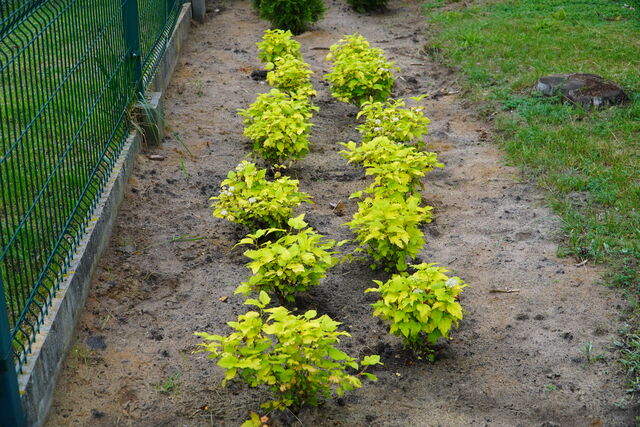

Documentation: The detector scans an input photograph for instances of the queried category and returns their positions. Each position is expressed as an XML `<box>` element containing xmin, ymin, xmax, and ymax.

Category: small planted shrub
<box><xmin>211</xmin><ymin>161</ymin><xmax>311</xmax><ymax>229</ymax></box>
<box><xmin>357</xmin><ymin>96</ymin><xmax>430</xmax><ymax>148</ymax></box>
<box><xmin>238</xmin><ymin>89</ymin><xmax>318</xmax><ymax>164</ymax></box>
<box><xmin>235</xmin><ymin>215</ymin><xmax>341</xmax><ymax>302</ymax></box>
<box><xmin>341</xmin><ymin>136</ymin><xmax>442</xmax><ymax>196</ymax></box>
<box><xmin>257</xmin><ymin>29</ymin><xmax>302</xmax><ymax>64</ymax></box>
<box><xmin>347</xmin><ymin>0</ymin><xmax>388</xmax><ymax>13</ymax></box>
<box><xmin>324</xmin><ymin>34</ymin><xmax>399</xmax><ymax>106</ymax></box>
<box><xmin>258</xmin><ymin>0</ymin><xmax>326</xmax><ymax>35</ymax></box>
<box><xmin>195</xmin><ymin>292</ymin><xmax>381</xmax><ymax>415</ymax></box>
<box><xmin>365</xmin><ymin>263</ymin><xmax>467</xmax><ymax>359</ymax></box>
<box><xmin>344</xmin><ymin>193</ymin><xmax>432</xmax><ymax>272</ymax></box>
<box><xmin>266</xmin><ymin>54</ymin><xmax>316</xmax><ymax>98</ymax></box>
<box><xmin>326</xmin><ymin>33</ymin><xmax>372</xmax><ymax>62</ymax></box>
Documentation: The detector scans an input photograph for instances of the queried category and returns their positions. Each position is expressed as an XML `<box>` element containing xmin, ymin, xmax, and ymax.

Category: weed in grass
<box><xmin>616</xmin><ymin>331</ymin><xmax>640</xmax><ymax>393</ymax></box>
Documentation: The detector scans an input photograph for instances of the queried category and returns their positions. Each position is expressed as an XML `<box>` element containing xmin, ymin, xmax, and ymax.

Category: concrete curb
<box><xmin>18</xmin><ymin>4</ymin><xmax>193</xmax><ymax>426</ymax></box>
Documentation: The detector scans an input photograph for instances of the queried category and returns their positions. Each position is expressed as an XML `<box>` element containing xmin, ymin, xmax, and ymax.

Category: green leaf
<box><xmin>287</xmin><ymin>214</ymin><xmax>307</xmax><ymax>230</ymax></box>
<box><xmin>361</xmin><ymin>354</ymin><xmax>382</xmax><ymax>366</ymax></box>
<box><xmin>447</xmin><ymin>303</ymin><xmax>463</xmax><ymax>319</ymax></box>
<box><xmin>327</xmin><ymin>346</ymin><xmax>349</xmax><ymax>360</ymax></box>
<box><xmin>361</xmin><ymin>372</ymin><xmax>378</xmax><ymax>381</ymax></box>
<box><xmin>304</xmin><ymin>310</ymin><xmax>318</xmax><ymax>319</ymax></box>
<box><xmin>244</xmin><ymin>298</ymin><xmax>261</xmax><ymax>307</ymax></box>
<box><xmin>218</xmin><ymin>354</ymin><xmax>240</xmax><ymax>369</ymax></box>
<box><xmin>241</xmin><ymin>412</ymin><xmax>262</xmax><ymax>427</ymax></box>
<box><xmin>258</xmin><ymin>291</ymin><xmax>271</xmax><ymax>306</ymax></box>
<box><xmin>235</xmin><ymin>237</ymin><xmax>255</xmax><ymax>247</ymax></box>
<box><xmin>349</xmin><ymin>190</ymin><xmax>364</xmax><ymax>199</ymax></box>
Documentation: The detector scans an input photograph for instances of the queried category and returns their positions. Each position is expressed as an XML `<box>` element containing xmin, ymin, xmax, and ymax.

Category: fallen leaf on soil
<box><xmin>219</xmin><ymin>296</ymin><xmax>228</xmax><ymax>302</ymax></box>
<box><xmin>330</xmin><ymin>201</ymin><xmax>346</xmax><ymax>216</ymax></box>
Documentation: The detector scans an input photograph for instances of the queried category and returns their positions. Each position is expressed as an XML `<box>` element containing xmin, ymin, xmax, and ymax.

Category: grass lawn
<box><xmin>423</xmin><ymin>0</ymin><xmax>640</xmax><ymax>392</ymax></box>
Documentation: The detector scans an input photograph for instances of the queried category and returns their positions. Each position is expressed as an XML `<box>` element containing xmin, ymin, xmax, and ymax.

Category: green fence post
<box><xmin>122</xmin><ymin>0</ymin><xmax>144</xmax><ymax>96</ymax></box>
<box><xmin>0</xmin><ymin>279</ymin><xmax>25</xmax><ymax>427</ymax></box>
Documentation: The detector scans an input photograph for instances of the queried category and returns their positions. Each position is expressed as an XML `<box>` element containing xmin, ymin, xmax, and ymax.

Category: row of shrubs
<box><xmin>199</xmin><ymin>30</ymin><xmax>380</xmax><ymax>426</ymax></box>
<box><xmin>326</xmin><ymin>34</ymin><xmax>467</xmax><ymax>356</ymax></box>
<box><xmin>251</xmin><ymin>0</ymin><xmax>390</xmax><ymax>35</ymax></box>
<box><xmin>197</xmin><ymin>30</ymin><xmax>468</xmax><ymax>426</ymax></box>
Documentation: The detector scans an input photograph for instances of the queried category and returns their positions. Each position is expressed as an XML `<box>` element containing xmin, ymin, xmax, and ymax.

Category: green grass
<box><xmin>423</xmin><ymin>0</ymin><xmax>640</xmax><ymax>392</ymax></box>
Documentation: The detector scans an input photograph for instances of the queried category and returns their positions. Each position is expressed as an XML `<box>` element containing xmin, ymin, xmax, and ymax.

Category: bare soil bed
<box><xmin>48</xmin><ymin>0</ymin><xmax>636</xmax><ymax>425</ymax></box>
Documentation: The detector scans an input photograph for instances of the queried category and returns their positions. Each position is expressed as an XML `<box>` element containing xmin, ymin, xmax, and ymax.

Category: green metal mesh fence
<box><xmin>0</xmin><ymin>0</ymin><xmax>183</xmax><ymax>372</ymax></box>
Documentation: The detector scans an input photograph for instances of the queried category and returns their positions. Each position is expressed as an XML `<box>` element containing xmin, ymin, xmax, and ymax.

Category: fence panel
<box><xmin>0</xmin><ymin>0</ymin><xmax>182</xmax><ymax>376</ymax></box>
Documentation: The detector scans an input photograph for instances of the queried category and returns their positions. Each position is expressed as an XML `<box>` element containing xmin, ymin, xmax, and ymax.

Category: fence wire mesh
<box><xmin>0</xmin><ymin>0</ymin><xmax>182</xmax><ymax>372</ymax></box>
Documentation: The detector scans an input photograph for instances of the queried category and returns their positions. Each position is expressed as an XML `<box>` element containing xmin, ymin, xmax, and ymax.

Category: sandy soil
<box><xmin>48</xmin><ymin>0</ymin><xmax>637</xmax><ymax>425</ymax></box>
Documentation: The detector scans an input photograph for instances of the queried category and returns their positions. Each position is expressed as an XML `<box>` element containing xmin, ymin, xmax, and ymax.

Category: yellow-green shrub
<box><xmin>366</xmin><ymin>263</ymin><xmax>467</xmax><ymax>359</ymax></box>
<box><xmin>266</xmin><ymin>54</ymin><xmax>316</xmax><ymax>98</ymax></box>
<box><xmin>195</xmin><ymin>292</ymin><xmax>381</xmax><ymax>414</ymax></box>
<box><xmin>235</xmin><ymin>215</ymin><xmax>341</xmax><ymax>302</ymax></box>
<box><xmin>357</xmin><ymin>96</ymin><xmax>430</xmax><ymax>149</ymax></box>
<box><xmin>211</xmin><ymin>161</ymin><xmax>310</xmax><ymax>229</ymax></box>
<box><xmin>257</xmin><ymin>29</ymin><xmax>302</xmax><ymax>64</ymax></box>
<box><xmin>344</xmin><ymin>193</ymin><xmax>432</xmax><ymax>271</ymax></box>
<box><xmin>239</xmin><ymin>89</ymin><xmax>317</xmax><ymax>164</ymax></box>
<box><xmin>341</xmin><ymin>136</ymin><xmax>442</xmax><ymax>197</ymax></box>
<box><xmin>324</xmin><ymin>34</ymin><xmax>399</xmax><ymax>106</ymax></box>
